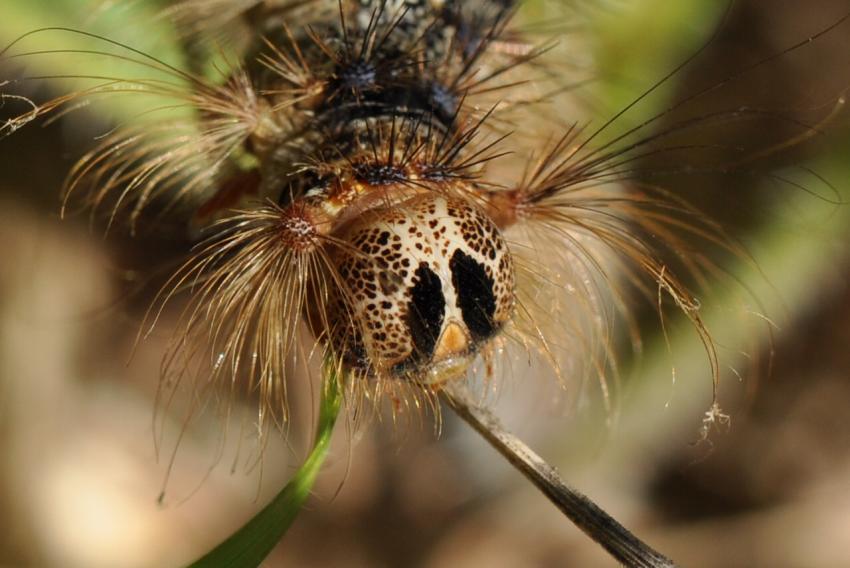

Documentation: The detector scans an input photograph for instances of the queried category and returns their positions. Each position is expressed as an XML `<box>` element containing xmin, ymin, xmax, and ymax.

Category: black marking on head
<box><xmin>406</xmin><ymin>262</ymin><xmax>446</xmax><ymax>362</ymax></box>
<box><xmin>450</xmin><ymin>249</ymin><xmax>497</xmax><ymax>342</ymax></box>
<box><xmin>378</xmin><ymin>269</ymin><xmax>404</xmax><ymax>295</ymax></box>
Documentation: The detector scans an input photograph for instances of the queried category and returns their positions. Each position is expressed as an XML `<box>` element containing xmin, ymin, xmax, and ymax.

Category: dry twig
<box><xmin>441</xmin><ymin>385</ymin><xmax>677</xmax><ymax>568</ymax></box>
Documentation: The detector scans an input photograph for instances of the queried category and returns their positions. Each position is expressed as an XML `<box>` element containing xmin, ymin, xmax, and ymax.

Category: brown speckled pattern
<box><xmin>328</xmin><ymin>193</ymin><xmax>515</xmax><ymax>377</ymax></box>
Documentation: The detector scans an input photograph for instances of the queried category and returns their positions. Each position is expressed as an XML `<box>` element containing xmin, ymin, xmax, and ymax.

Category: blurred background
<box><xmin>2</xmin><ymin>1</ymin><xmax>850</xmax><ymax>566</ymax></box>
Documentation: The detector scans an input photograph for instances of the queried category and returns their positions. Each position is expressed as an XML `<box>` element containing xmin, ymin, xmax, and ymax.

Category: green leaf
<box><xmin>187</xmin><ymin>367</ymin><xmax>343</xmax><ymax>568</ymax></box>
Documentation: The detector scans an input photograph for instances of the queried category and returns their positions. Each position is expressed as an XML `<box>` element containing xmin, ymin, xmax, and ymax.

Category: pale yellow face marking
<box><xmin>433</xmin><ymin>320</ymin><xmax>470</xmax><ymax>361</ymax></box>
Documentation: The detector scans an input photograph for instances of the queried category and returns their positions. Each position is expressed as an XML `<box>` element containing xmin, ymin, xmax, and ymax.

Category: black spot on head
<box><xmin>450</xmin><ymin>250</ymin><xmax>497</xmax><ymax>342</ymax></box>
<box><xmin>378</xmin><ymin>270</ymin><xmax>404</xmax><ymax>295</ymax></box>
<box><xmin>405</xmin><ymin>262</ymin><xmax>446</xmax><ymax>362</ymax></box>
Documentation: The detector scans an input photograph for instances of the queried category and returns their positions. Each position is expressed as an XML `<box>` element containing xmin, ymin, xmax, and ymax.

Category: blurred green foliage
<box><xmin>1</xmin><ymin>0</ymin><xmax>188</xmax><ymax>124</ymax></box>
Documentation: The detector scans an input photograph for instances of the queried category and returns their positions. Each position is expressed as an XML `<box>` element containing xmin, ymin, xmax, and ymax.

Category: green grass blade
<box><xmin>188</xmin><ymin>372</ymin><xmax>342</xmax><ymax>568</ymax></box>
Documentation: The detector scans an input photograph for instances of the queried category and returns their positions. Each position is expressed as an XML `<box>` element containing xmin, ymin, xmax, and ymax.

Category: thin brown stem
<box><xmin>440</xmin><ymin>385</ymin><xmax>678</xmax><ymax>568</ymax></box>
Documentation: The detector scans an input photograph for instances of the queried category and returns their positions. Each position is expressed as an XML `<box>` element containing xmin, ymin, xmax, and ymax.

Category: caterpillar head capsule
<box><xmin>322</xmin><ymin>192</ymin><xmax>515</xmax><ymax>385</ymax></box>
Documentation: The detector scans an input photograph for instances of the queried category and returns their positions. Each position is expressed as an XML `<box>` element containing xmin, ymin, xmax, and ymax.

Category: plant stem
<box><xmin>187</xmin><ymin>369</ymin><xmax>342</xmax><ymax>568</ymax></box>
<box><xmin>440</xmin><ymin>385</ymin><xmax>678</xmax><ymax>568</ymax></box>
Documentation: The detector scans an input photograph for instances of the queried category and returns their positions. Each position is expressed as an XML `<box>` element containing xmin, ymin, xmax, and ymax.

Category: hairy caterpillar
<box><xmin>2</xmin><ymin>0</ymin><xmax>848</xmax><ymax>566</ymax></box>
<box><xmin>4</xmin><ymin>0</ymin><xmax>716</xmax><ymax>432</ymax></box>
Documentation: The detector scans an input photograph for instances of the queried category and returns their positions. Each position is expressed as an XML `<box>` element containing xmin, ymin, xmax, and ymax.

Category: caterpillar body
<box><xmin>0</xmin><ymin>0</ymin><xmax>732</xmax><ymax>442</ymax></box>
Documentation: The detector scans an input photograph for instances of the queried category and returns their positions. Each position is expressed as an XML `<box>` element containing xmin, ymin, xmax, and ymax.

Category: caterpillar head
<box><xmin>324</xmin><ymin>193</ymin><xmax>515</xmax><ymax>384</ymax></box>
